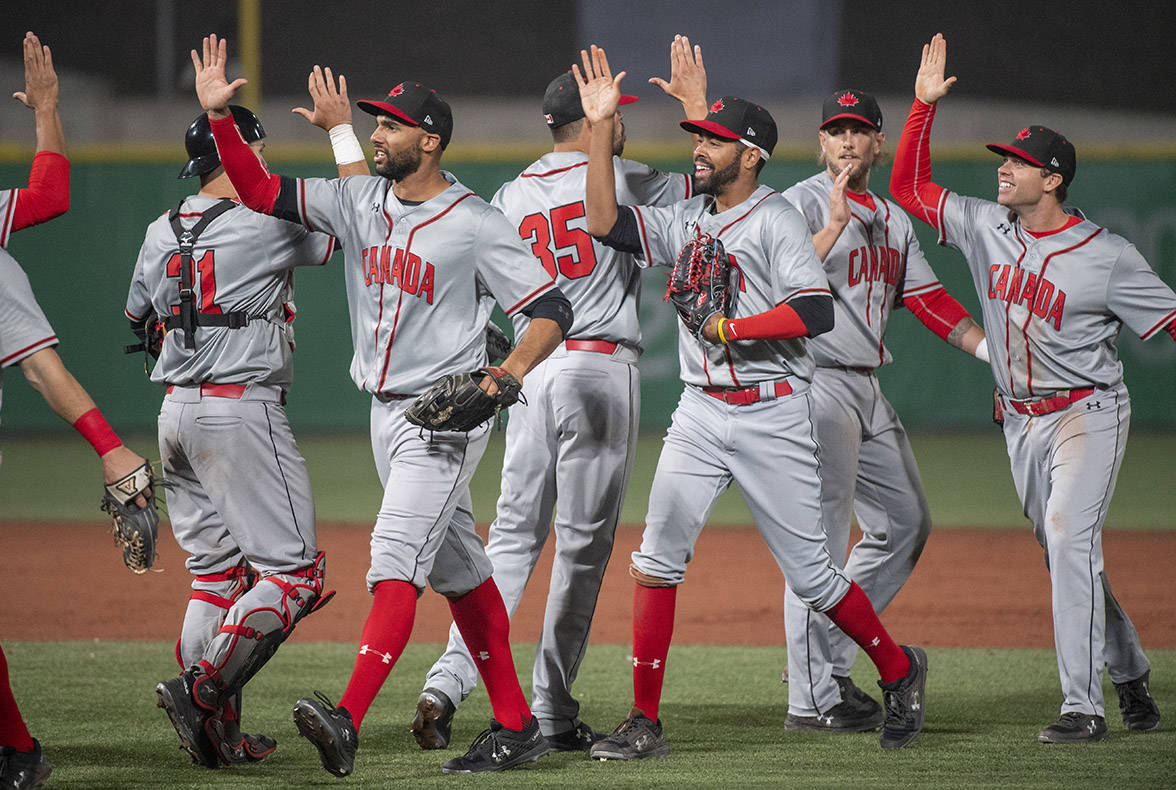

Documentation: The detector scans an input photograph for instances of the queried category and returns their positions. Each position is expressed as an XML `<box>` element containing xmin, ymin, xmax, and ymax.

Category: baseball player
<box><xmin>574</xmin><ymin>45</ymin><xmax>928</xmax><ymax>757</ymax></box>
<box><xmin>138</xmin><ymin>103</ymin><xmax>337</xmax><ymax>769</ymax></box>
<box><xmin>779</xmin><ymin>89</ymin><xmax>987</xmax><ymax>732</ymax></box>
<box><xmin>890</xmin><ymin>34</ymin><xmax>1169</xmax><ymax>743</ymax></box>
<box><xmin>409</xmin><ymin>38</ymin><xmax>704</xmax><ymax>753</ymax></box>
<box><xmin>1</xmin><ymin>32</ymin><xmax>149</xmax><ymax>790</ymax></box>
<box><xmin>192</xmin><ymin>35</ymin><xmax>573</xmax><ymax>776</ymax></box>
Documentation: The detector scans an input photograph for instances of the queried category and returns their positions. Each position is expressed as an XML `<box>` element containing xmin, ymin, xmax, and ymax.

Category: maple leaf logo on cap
<box><xmin>836</xmin><ymin>92</ymin><xmax>859</xmax><ymax>107</ymax></box>
<box><xmin>1016</xmin><ymin>127</ymin><xmax>1031</xmax><ymax>140</ymax></box>
<box><xmin>710</xmin><ymin>99</ymin><xmax>725</xmax><ymax>113</ymax></box>
<box><xmin>389</xmin><ymin>84</ymin><xmax>405</xmax><ymax>97</ymax></box>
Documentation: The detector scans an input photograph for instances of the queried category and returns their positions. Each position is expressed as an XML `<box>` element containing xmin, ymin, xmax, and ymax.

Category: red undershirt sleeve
<box><xmin>725</xmin><ymin>302</ymin><xmax>808</xmax><ymax>341</ymax></box>
<box><xmin>208</xmin><ymin>114</ymin><xmax>281</xmax><ymax>213</ymax></box>
<box><xmin>903</xmin><ymin>285</ymin><xmax>972</xmax><ymax>341</ymax></box>
<box><xmin>11</xmin><ymin>151</ymin><xmax>69</xmax><ymax>231</ymax></box>
<box><xmin>890</xmin><ymin>99</ymin><xmax>948</xmax><ymax>232</ymax></box>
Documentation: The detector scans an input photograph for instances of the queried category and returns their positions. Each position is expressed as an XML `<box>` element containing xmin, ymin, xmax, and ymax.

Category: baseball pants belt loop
<box><xmin>700</xmin><ymin>379</ymin><xmax>794</xmax><ymax>405</ymax></box>
<box><xmin>1004</xmin><ymin>387</ymin><xmax>1095</xmax><ymax>416</ymax></box>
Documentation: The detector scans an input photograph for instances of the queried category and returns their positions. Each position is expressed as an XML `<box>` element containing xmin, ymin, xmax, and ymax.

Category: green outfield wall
<box><xmin>2</xmin><ymin>158</ymin><xmax>1174</xmax><ymax>433</ymax></box>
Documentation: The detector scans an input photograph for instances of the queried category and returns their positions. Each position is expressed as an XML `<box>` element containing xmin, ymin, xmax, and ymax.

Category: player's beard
<box><xmin>693</xmin><ymin>155</ymin><xmax>741</xmax><ymax>196</ymax></box>
<box><xmin>613</xmin><ymin>121</ymin><xmax>627</xmax><ymax>157</ymax></box>
<box><xmin>376</xmin><ymin>145</ymin><xmax>423</xmax><ymax>182</ymax></box>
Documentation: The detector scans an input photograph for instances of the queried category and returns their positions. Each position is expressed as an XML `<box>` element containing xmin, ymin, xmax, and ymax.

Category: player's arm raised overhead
<box><xmin>577</xmin><ymin>45</ymin><xmax>626</xmax><ymax>238</ymax></box>
<box><xmin>7</xmin><ymin>31</ymin><xmax>69</xmax><ymax>236</ymax></box>
<box><xmin>293</xmin><ymin>64</ymin><xmax>371</xmax><ymax>178</ymax></box>
<box><xmin>649</xmin><ymin>34</ymin><xmax>709</xmax><ymax>120</ymax></box>
<box><xmin>889</xmin><ymin>33</ymin><xmax>958</xmax><ymax>231</ymax></box>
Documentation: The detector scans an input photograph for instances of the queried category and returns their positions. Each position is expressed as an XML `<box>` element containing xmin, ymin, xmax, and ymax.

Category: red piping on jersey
<box><xmin>376</xmin><ymin>192</ymin><xmax>477</xmax><ymax>392</ymax></box>
<box><xmin>890</xmin><ymin>99</ymin><xmax>948</xmax><ymax>233</ymax></box>
<box><xmin>1022</xmin><ymin>215</ymin><xmax>1082</xmax><ymax>238</ymax></box>
<box><xmin>1005</xmin><ymin>235</ymin><xmax>1029</xmax><ymax>392</ymax></box>
<box><xmin>713</xmin><ymin>190</ymin><xmax>775</xmax><ymax>383</ymax></box>
<box><xmin>366</xmin><ymin>188</ymin><xmax>398</xmax><ymax>391</ymax></box>
<box><xmin>319</xmin><ymin>236</ymin><xmax>336</xmax><ymax>264</ymax></box>
<box><xmin>0</xmin><ymin>188</ymin><xmax>16</xmax><ymax>247</ymax></box>
<box><xmin>125</xmin><ymin>307</ymin><xmax>146</xmax><ymax>322</ymax></box>
<box><xmin>0</xmin><ymin>334</ymin><xmax>58</xmax><ymax>366</ymax></box>
<box><xmin>879</xmin><ymin>200</ymin><xmax>894</xmax><ymax>365</ymax></box>
<box><xmin>717</xmin><ymin>191</ymin><xmax>774</xmax><ymax>237</ymax></box>
<box><xmin>505</xmin><ymin>280</ymin><xmax>557</xmax><ymax>315</ymax></box>
<box><xmin>631</xmin><ymin>207</ymin><xmax>655</xmax><ymax>266</ymax></box>
<box><xmin>1166</xmin><ymin>320</ymin><xmax>1176</xmax><ymax>343</ymax></box>
<box><xmin>1142</xmin><ymin>307</ymin><xmax>1176</xmax><ymax>340</ymax></box>
<box><xmin>851</xmin><ymin>212</ymin><xmax>875</xmax><ymax>328</ymax></box>
<box><xmin>1017</xmin><ymin>225</ymin><xmax>1104</xmax><ymax>395</ymax></box>
<box><xmin>681</xmin><ymin>173</ymin><xmax>693</xmax><ymax>199</ymax></box>
<box><xmin>520</xmin><ymin>161</ymin><xmax>588</xmax><ymax>179</ymax></box>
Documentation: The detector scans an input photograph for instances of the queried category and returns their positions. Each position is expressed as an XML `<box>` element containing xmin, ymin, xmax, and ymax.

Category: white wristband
<box><xmin>973</xmin><ymin>339</ymin><xmax>990</xmax><ymax>363</ymax></box>
<box><xmin>328</xmin><ymin>124</ymin><xmax>364</xmax><ymax>165</ymax></box>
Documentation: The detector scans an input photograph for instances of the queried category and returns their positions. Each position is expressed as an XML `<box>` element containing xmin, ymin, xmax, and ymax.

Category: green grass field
<box><xmin>2</xmin><ymin>431</ymin><xmax>1175</xmax><ymax>528</ymax></box>
<box><xmin>4</xmin><ymin>641</ymin><xmax>1173</xmax><ymax>789</ymax></box>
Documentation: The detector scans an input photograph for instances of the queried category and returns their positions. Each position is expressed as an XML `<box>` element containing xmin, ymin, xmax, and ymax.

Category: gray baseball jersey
<box><xmin>938</xmin><ymin>190</ymin><xmax>1174</xmax><ymax>718</ymax></box>
<box><xmin>422</xmin><ymin>152</ymin><xmax>687</xmax><ymax>734</ymax></box>
<box><xmin>126</xmin><ymin>195</ymin><xmax>335</xmax><ymax>388</ymax></box>
<box><xmin>0</xmin><ymin>189</ymin><xmax>17</xmax><ymax>249</ymax></box>
<box><xmin>0</xmin><ymin>247</ymin><xmax>58</xmax><ymax>426</ymax></box>
<box><xmin>290</xmin><ymin>172</ymin><xmax>557</xmax><ymax>396</ymax></box>
<box><xmin>630</xmin><ymin>184</ymin><xmax>830</xmax><ymax>385</ymax></box>
<box><xmin>623</xmin><ymin>185</ymin><xmax>849</xmax><ymax>614</ymax></box>
<box><xmin>780</xmin><ymin>174</ymin><xmax>934</xmax><ymax>717</ymax></box>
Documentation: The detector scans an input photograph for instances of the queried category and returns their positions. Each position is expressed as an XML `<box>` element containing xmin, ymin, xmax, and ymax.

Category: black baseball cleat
<box><xmin>156</xmin><ymin>671</ymin><xmax>221</xmax><ymax>768</ymax></box>
<box><xmin>411</xmin><ymin>688</ymin><xmax>455</xmax><ymax>750</ymax></box>
<box><xmin>0</xmin><ymin>739</ymin><xmax>52</xmax><ymax>789</ymax></box>
<box><xmin>545</xmin><ymin>721</ymin><xmax>600</xmax><ymax>752</ymax></box>
<box><xmin>293</xmin><ymin>693</ymin><xmax>358</xmax><ymax>777</ymax></box>
<box><xmin>209</xmin><ymin>719</ymin><xmax>278</xmax><ymax>765</ymax></box>
<box><xmin>441</xmin><ymin>716</ymin><xmax>549</xmax><ymax>773</ymax></box>
<box><xmin>589</xmin><ymin>708</ymin><xmax>670</xmax><ymax>760</ymax></box>
<box><xmin>878</xmin><ymin>645</ymin><xmax>928</xmax><ymax>749</ymax></box>
<box><xmin>785</xmin><ymin>682</ymin><xmax>885</xmax><ymax>733</ymax></box>
<box><xmin>1115</xmin><ymin>670</ymin><xmax>1161</xmax><ymax>731</ymax></box>
<box><xmin>1037</xmin><ymin>712</ymin><xmax>1108</xmax><ymax>744</ymax></box>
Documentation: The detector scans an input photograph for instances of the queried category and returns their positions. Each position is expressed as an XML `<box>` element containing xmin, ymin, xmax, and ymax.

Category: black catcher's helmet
<box><xmin>178</xmin><ymin>105</ymin><xmax>265</xmax><ymax>179</ymax></box>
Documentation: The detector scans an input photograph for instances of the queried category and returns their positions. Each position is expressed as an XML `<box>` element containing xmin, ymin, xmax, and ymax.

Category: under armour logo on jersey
<box><xmin>1086</xmin><ymin>400</ymin><xmax>1102</xmax><ymax>410</ymax></box>
<box><xmin>1016</xmin><ymin>127</ymin><xmax>1031</xmax><ymax>140</ymax></box>
<box><xmin>358</xmin><ymin>644</ymin><xmax>394</xmax><ymax>664</ymax></box>
<box><xmin>996</xmin><ymin>222</ymin><xmax>1012</xmax><ymax>235</ymax></box>
<box><xmin>633</xmin><ymin>657</ymin><xmax>662</xmax><ymax>669</ymax></box>
<box><xmin>836</xmin><ymin>91</ymin><xmax>860</xmax><ymax>107</ymax></box>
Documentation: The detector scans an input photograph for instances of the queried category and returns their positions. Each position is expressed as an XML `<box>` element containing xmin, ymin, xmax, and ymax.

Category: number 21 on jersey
<box><xmin>165</xmin><ymin>250</ymin><xmax>223</xmax><ymax>314</ymax></box>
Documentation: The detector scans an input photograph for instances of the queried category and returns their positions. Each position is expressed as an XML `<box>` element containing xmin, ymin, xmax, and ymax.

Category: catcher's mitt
<box><xmin>405</xmin><ymin>366</ymin><xmax>522</xmax><ymax>433</ymax></box>
<box><xmin>665</xmin><ymin>232</ymin><xmax>731</xmax><ymax>338</ymax></box>
<box><xmin>485</xmin><ymin>322</ymin><xmax>513</xmax><ymax>365</ymax></box>
<box><xmin>99</xmin><ymin>461</ymin><xmax>160</xmax><ymax>574</ymax></box>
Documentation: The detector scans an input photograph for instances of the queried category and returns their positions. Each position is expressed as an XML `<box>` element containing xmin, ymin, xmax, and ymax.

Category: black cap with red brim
<box><xmin>543</xmin><ymin>71</ymin><xmax>636</xmax><ymax>128</ymax></box>
<box><xmin>986</xmin><ymin>125</ymin><xmax>1076</xmax><ymax>185</ymax></box>
<box><xmin>680</xmin><ymin>96</ymin><xmax>777</xmax><ymax>159</ymax></box>
<box><xmin>820</xmin><ymin>89</ymin><xmax>882</xmax><ymax>131</ymax></box>
<box><xmin>358</xmin><ymin>81</ymin><xmax>453</xmax><ymax>149</ymax></box>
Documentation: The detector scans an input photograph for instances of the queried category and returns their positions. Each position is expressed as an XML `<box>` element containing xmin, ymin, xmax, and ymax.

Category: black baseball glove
<box><xmin>405</xmin><ymin>366</ymin><xmax>523</xmax><ymax>433</ymax></box>
<box><xmin>665</xmin><ymin>232</ymin><xmax>731</xmax><ymax>339</ymax></box>
<box><xmin>99</xmin><ymin>461</ymin><xmax>160</xmax><ymax>574</ymax></box>
<box><xmin>485</xmin><ymin>322</ymin><xmax>513</xmax><ymax>365</ymax></box>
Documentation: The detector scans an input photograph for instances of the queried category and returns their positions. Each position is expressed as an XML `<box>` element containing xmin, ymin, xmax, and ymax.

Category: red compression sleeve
<box><xmin>724</xmin><ymin>302</ymin><xmax>807</xmax><ymax>341</ymax></box>
<box><xmin>72</xmin><ymin>408</ymin><xmax>122</xmax><ymax>457</ymax></box>
<box><xmin>207</xmin><ymin>114</ymin><xmax>280</xmax><ymax>213</ymax></box>
<box><xmin>903</xmin><ymin>285</ymin><xmax>972</xmax><ymax>341</ymax></box>
<box><xmin>11</xmin><ymin>151</ymin><xmax>69</xmax><ymax>231</ymax></box>
<box><xmin>890</xmin><ymin>99</ymin><xmax>948</xmax><ymax>231</ymax></box>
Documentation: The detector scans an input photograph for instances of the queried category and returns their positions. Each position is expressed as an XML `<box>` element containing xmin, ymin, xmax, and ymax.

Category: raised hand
<box><xmin>828</xmin><ymin>163</ymin><xmax>852</xmax><ymax>229</ymax></box>
<box><xmin>191</xmin><ymin>33</ymin><xmax>247</xmax><ymax>117</ymax></box>
<box><xmin>572</xmin><ymin>44</ymin><xmax>626</xmax><ymax>124</ymax></box>
<box><xmin>915</xmin><ymin>33</ymin><xmax>957</xmax><ymax>105</ymax></box>
<box><xmin>292</xmin><ymin>65</ymin><xmax>353</xmax><ymax>130</ymax></box>
<box><xmin>12</xmin><ymin>31</ymin><xmax>58</xmax><ymax>111</ymax></box>
<box><xmin>649</xmin><ymin>34</ymin><xmax>707</xmax><ymax>113</ymax></box>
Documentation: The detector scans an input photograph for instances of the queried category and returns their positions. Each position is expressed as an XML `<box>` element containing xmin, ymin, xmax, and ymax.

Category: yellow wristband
<box><xmin>717</xmin><ymin>317</ymin><xmax>729</xmax><ymax>344</ymax></box>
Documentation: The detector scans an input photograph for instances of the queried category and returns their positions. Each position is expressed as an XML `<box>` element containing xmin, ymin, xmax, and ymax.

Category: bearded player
<box><xmin>891</xmin><ymin>33</ymin><xmax>1168</xmax><ymax>743</ymax></box>
<box><xmin>410</xmin><ymin>37</ymin><xmax>703</xmax><ymax>754</ymax></box>
<box><xmin>779</xmin><ymin>88</ymin><xmax>986</xmax><ymax>731</ymax></box>
<box><xmin>1</xmin><ymin>32</ymin><xmax>149</xmax><ymax>790</ymax></box>
<box><xmin>193</xmin><ymin>34</ymin><xmax>573</xmax><ymax>775</ymax></box>
<box><xmin>576</xmin><ymin>44</ymin><xmax>928</xmax><ymax>757</ymax></box>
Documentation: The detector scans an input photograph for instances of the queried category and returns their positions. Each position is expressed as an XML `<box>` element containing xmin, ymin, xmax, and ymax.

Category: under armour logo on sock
<box><xmin>633</xmin><ymin>658</ymin><xmax>662</xmax><ymax>669</ymax></box>
<box><xmin>476</xmin><ymin>650</ymin><xmax>490</xmax><ymax>661</ymax></box>
<box><xmin>358</xmin><ymin>643</ymin><xmax>394</xmax><ymax>664</ymax></box>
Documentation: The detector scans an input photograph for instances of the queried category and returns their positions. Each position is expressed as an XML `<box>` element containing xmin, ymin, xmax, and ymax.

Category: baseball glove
<box><xmin>405</xmin><ymin>366</ymin><xmax>522</xmax><ymax>433</ymax></box>
<box><xmin>485</xmin><ymin>322</ymin><xmax>513</xmax><ymax>365</ymax></box>
<box><xmin>99</xmin><ymin>461</ymin><xmax>160</xmax><ymax>574</ymax></box>
<box><xmin>665</xmin><ymin>232</ymin><xmax>731</xmax><ymax>338</ymax></box>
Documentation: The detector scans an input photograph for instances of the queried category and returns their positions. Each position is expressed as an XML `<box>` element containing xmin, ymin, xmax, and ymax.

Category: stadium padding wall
<box><xmin>2</xmin><ymin>158</ymin><xmax>1174</xmax><ymax>433</ymax></box>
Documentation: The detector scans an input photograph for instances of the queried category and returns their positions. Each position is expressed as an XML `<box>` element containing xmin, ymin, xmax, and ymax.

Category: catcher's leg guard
<box><xmin>193</xmin><ymin>552</ymin><xmax>333</xmax><ymax>709</ymax></box>
<box><xmin>178</xmin><ymin>561</ymin><xmax>258</xmax><ymax>668</ymax></box>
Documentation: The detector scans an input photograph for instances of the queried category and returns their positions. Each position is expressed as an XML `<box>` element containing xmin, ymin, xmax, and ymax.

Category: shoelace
<box><xmin>1119</xmin><ymin>682</ymin><xmax>1150</xmax><ymax>707</ymax></box>
<box><xmin>313</xmin><ymin>690</ymin><xmax>344</xmax><ymax>717</ymax></box>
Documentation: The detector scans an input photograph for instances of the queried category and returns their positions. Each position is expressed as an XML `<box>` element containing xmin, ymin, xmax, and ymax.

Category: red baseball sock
<box><xmin>0</xmin><ymin>643</ymin><xmax>35</xmax><ymax>751</ymax></box>
<box><xmin>632</xmin><ymin>584</ymin><xmax>676</xmax><ymax>721</ymax></box>
<box><xmin>338</xmin><ymin>580</ymin><xmax>417</xmax><ymax>730</ymax></box>
<box><xmin>448</xmin><ymin>578</ymin><xmax>530</xmax><ymax>731</ymax></box>
<box><xmin>825</xmin><ymin>581</ymin><xmax>910</xmax><ymax>683</ymax></box>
